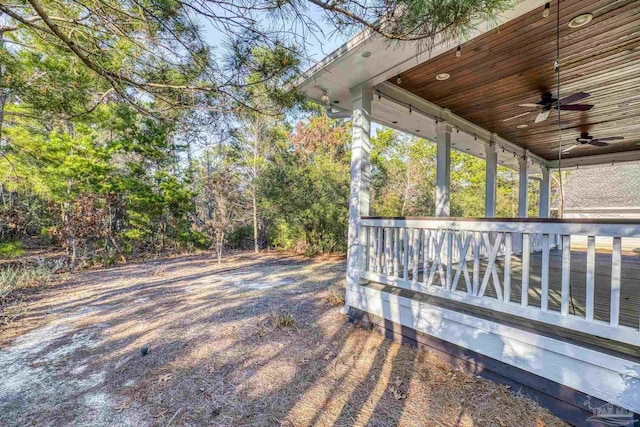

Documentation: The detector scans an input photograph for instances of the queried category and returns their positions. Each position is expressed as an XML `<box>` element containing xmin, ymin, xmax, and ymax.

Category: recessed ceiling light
<box><xmin>517</xmin><ymin>124</ymin><xmax>528</xmax><ymax>129</ymax></box>
<box><xmin>333</xmin><ymin>100</ymin><xmax>340</xmax><ymax>104</ymax></box>
<box><xmin>568</xmin><ymin>13</ymin><xmax>593</xmax><ymax>28</ymax></box>
<box><xmin>361</xmin><ymin>51</ymin><xmax>372</xmax><ymax>58</ymax></box>
<box><xmin>392</xmin><ymin>121</ymin><xmax>398</xmax><ymax>124</ymax></box>
<box><xmin>436</xmin><ymin>73</ymin><xmax>450</xmax><ymax>81</ymax></box>
<box><xmin>415</xmin><ymin>129</ymin><xmax>420</xmax><ymax>133</ymax></box>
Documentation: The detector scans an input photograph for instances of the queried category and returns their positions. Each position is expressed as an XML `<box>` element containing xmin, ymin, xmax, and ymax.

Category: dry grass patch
<box><xmin>324</xmin><ymin>281</ymin><xmax>346</xmax><ymax>306</ymax></box>
<box><xmin>0</xmin><ymin>252</ymin><xmax>567</xmax><ymax>427</ymax></box>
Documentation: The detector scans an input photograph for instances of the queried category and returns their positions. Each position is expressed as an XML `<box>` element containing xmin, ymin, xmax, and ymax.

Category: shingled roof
<box><xmin>562</xmin><ymin>163</ymin><xmax>640</xmax><ymax>210</ymax></box>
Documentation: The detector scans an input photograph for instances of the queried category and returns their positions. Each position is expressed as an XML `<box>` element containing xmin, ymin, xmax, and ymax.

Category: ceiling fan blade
<box><xmin>558</xmin><ymin>104</ymin><xmax>594</xmax><ymax>111</ymax></box>
<box><xmin>558</xmin><ymin>92</ymin><xmax>590</xmax><ymax>105</ymax></box>
<box><xmin>563</xmin><ymin>144</ymin><xmax>580</xmax><ymax>152</ymax></box>
<box><xmin>593</xmin><ymin>136</ymin><xmax>624</xmax><ymax>142</ymax></box>
<box><xmin>502</xmin><ymin>111</ymin><xmax>533</xmax><ymax>122</ymax></box>
<box><xmin>589</xmin><ymin>141</ymin><xmax>609</xmax><ymax>147</ymax></box>
<box><xmin>518</xmin><ymin>103</ymin><xmax>540</xmax><ymax>108</ymax></box>
<box><xmin>535</xmin><ymin>110</ymin><xmax>550</xmax><ymax>123</ymax></box>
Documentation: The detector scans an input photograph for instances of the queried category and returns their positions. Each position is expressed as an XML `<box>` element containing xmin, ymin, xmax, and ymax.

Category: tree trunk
<box><xmin>217</xmin><ymin>232</ymin><xmax>224</xmax><ymax>264</ymax></box>
<box><xmin>401</xmin><ymin>156</ymin><xmax>412</xmax><ymax>216</ymax></box>
<box><xmin>62</xmin><ymin>199</ymin><xmax>76</xmax><ymax>272</ymax></box>
<box><xmin>252</xmin><ymin>188</ymin><xmax>259</xmax><ymax>253</ymax></box>
<box><xmin>0</xmin><ymin>91</ymin><xmax>7</xmax><ymax>144</ymax></box>
<box><xmin>252</xmin><ymin>125</ymin><xmax>260</xmax><ymax>254</ymax></box>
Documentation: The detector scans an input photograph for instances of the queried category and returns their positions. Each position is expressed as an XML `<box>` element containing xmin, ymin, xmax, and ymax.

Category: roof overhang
<box><xmin>293</xmin><ymin>0</ymin><xmax>548</xmax><ymax>171</ymax></box>
<box><xmin>295</xmin><ymin>0</ymin><xmax>640</xmax><ymax>171</ymax></box>
<box><xmin>293</xmin><ymin>0</ymin><xmax>548</xmax><ymax>105</ymax></box>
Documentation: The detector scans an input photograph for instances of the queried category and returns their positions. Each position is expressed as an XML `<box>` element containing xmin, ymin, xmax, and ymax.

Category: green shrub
<box><xmin>0</xmin><ymin>240</ymin><xmax>25</xmax><ymax>259</ymax></box>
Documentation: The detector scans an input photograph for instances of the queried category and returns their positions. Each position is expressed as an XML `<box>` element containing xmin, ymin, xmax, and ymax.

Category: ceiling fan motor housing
<box><xmin>540</xmin><ymin>92</ymin><xmax>556</xmax><ymax>108</ymax></box>
<box><xmin>577</xmin><ymin>132</ymin><xmax>593</xmax><ymax>143</ymax></box>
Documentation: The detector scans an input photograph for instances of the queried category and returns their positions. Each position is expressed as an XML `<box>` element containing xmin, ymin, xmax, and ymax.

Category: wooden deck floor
<box><xmin>369</xmin><ymin>249</ymin><xmax>640</xmax><ymax>358</ymax></box>
<box><xmin>391</xmin><ymin>248</ymin><xmax>640</xmax><ymax>328</ymax></box>
<box><xmin>484</xmin><ymin>250</ymin><xmax>640</xmax><ymax>328</ymax></box>
<box><xmin>446</xmin><ymin>249</ymin><xmax>640</xmax><ymax>329</ymax></box>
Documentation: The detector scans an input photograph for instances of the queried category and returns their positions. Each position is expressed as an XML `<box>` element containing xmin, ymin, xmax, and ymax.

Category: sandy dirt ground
<box><xmin>0</xmin><ymin>251</ymin><xmax>566</xmax><ymax>426</ymax></box>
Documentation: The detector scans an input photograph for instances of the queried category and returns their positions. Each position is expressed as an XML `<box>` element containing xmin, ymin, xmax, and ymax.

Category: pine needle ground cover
<box><xmin>0</xmin><ymin>252</ymin><xmax>565</xmax><ymax>426</ymax></box>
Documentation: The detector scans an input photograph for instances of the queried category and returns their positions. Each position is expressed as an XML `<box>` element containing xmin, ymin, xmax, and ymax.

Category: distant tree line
<box><xmin>0</xmin><ymin>0</ymin><xmax>524</xmax><ymax>268</ymax></box>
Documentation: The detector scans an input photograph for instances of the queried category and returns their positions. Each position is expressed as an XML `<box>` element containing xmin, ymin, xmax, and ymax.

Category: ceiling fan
<box><xmin>553</xmin><ymin>132</ymin><xmax>624</xmax><ymax>153</ymax></box>
<box><xmin>503</xmin><ymin>92</ymin><xmax>594</xmax><ymax>123</ymax></box>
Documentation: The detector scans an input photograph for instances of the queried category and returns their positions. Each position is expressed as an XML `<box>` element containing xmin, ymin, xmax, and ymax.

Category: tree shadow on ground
<box><xmin>0</xmin><ymin>251</ymin><xmax>566</xmax><ymax>427</ymax></box>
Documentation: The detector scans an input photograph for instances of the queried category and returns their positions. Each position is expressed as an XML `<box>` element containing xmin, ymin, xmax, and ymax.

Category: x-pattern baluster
<box><xmin>479</xmin><ymin>232</ymin><xmax>503</xmax><ymax>300</ymax></box>
<box><xmin>451</xmin><ymin>232</ymin><xmax>473</xmax><ymax>294</ymax></box>
<box><xmin>427</xmin><ymin>231</ymin><xmax>447</xmax><ymax>287</ymax></box>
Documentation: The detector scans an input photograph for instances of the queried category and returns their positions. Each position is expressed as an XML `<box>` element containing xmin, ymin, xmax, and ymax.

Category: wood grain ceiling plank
<box><xmin>388</xmin><ymin>0</ymin><xmax>640</xmax><ymax>160</ymax></box>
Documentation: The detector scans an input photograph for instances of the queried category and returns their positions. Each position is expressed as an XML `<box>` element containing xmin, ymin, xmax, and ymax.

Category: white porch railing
<box><xmin>359</xmin><ymin>217</ymin><xmax>640</xmax><ymax>347</ymax></box>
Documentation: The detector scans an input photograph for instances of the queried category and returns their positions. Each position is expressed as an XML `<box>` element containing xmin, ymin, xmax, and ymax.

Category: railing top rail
<box><xmin>362</xmin><ymin>216</ymin><xmax>640</xmax><ymax>225</ymax></box>
<box><xmin>361</xmin><ymin>217</ymin><xmax>640</xmax><ymax>237</ymax></box>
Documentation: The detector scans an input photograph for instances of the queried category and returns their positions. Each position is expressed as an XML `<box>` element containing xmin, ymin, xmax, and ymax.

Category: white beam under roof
<box><xmin>372</xmin><ymin>82</ymin><xmax>547</xmax><ymax>169</ymax></box>
<box><xmin>546</xmin><ymin>151</ymin><xmax>640</xmax><ymax>170</ymax></box>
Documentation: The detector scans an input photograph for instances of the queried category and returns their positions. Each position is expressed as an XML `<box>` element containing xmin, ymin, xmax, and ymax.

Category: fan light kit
<box><xmin>568</xmin><ymin>13</ymin><xmax>593</xmax><ymax>28</ymax></box>
<box><xmin>436</xmin><ymin>73</ymin><xmax>450</xmax><ymax>81</ymax></box>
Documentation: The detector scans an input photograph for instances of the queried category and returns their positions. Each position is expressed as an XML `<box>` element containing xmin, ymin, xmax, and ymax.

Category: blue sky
<box><xmin>200</xmin><ymin>4</ymin><xmax>351</xmax><ymax>70</ymax></box>
<box><xmin>197</xmin><ymin>6</ymin><xmax>382</xmax><ymax>136</ymax></box>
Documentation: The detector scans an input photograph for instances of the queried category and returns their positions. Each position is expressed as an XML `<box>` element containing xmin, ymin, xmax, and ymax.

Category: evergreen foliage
<box><xmin>0</xmin><ymin>0</ymin><xmax>533</xmax><ymax>264</ymax></box>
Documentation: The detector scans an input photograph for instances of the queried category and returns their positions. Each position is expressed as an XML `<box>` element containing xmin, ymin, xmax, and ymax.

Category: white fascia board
<box><xmin>288</xmin><ymin>28</ymin><xmax>376</xmax><ymax>92</ymax></box>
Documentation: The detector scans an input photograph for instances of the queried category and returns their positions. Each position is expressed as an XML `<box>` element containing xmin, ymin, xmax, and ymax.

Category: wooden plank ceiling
<box><xmin>392</xmin><ymin>0</ymin><xmax>640</xmax><ymax>161</ymax></box>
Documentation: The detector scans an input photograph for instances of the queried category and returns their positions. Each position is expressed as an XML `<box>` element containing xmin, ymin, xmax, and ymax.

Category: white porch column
<box><xmin>513</xmin><ymin>156</ymin><xmax>529</xmax><ymax>253</ymax></box>
<box><xmin>485</xmin><ymin>143</ymin><xmax>498</xmax><ymax>217</ymax></box>
<box><xmin>345</xmin><ymin>85</ymin><xmax>372</xmax><ymax>314</ymax></box>
<box><xmin>436</xmin><ymin>121</ymin><xmax>452</xmax><ymax>217</ymax></box>
<box><xmin>518</xmin><ymin>156</ymin><xmax>529</xmax><ymax>218</ymax></box>
<box><xmin>539</xmin><ymin>165</ymin><xmax>550</xmax><ymax>218</ymax></box>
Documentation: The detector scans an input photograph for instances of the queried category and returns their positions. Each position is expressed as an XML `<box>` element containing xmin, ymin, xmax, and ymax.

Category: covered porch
<box><xmin>294</xmin><ymin>0</ymin><xmax>640</xmax><ymax>423</ymax></box>
<box><xmin>359</xmin><ymin>217</ymin><xmax>640</xmax><ymax>351</ymax></box>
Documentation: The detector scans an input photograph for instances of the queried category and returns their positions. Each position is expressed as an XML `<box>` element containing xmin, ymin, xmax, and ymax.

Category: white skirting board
<box><xmin>346</xmin><ymin>283</ymin><xmax>640</xmax><ymax>414</ymax></box>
